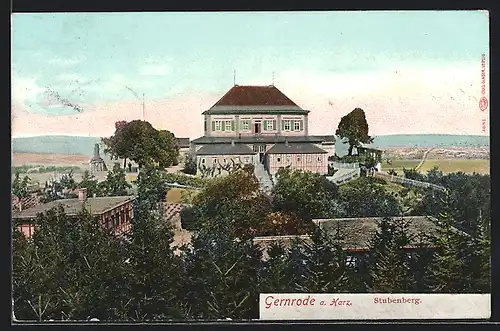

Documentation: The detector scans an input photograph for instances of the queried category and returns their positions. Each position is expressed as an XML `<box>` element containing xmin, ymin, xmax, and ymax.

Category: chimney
<box><xmin>78</xmin><ymin>188</ymin><xmax>88</xmax><ymax>202</ymax></box>
<box><xmin>231</xmin><ymin>140</ymin><xmax>235</xmax><ymax>146</ymax></box>
<box><xmin>285</xmin><ymin>139</ymin><xmax>289</xmax><ymax>147</ymax></box>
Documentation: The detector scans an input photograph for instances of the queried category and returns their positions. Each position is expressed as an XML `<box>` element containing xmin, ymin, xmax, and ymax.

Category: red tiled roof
<box><xmin>212</xmin><ymin>85</ymin><xmax>299</xmax><ymax>107</ymax></box>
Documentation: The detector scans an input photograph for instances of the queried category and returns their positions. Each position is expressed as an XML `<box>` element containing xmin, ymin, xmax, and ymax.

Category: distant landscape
<box><xmin>11</xmin><ymin>134</ymin><xmax>490</xmax><ymax>156</ymax></box>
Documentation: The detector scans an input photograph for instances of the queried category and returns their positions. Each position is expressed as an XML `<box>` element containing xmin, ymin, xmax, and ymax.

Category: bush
<box><xmin>182</xmin><ymin>153</ymin><xmax>197</xmax><ymax>175</ymax></box>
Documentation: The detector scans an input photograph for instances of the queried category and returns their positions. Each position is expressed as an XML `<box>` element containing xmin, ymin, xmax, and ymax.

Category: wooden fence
<box><xmin>371</xmin><ymin>172</ymin><xmax>447</xmax><ymax>192</ymax></box>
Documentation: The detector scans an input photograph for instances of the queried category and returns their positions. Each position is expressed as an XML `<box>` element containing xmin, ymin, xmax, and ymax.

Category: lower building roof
<box><xmin>314</xmin><ymin>216</ymin><xmax>458</xmax><ymax>250</ymax></box>
<box><xmin>12</xmin><ymin>196</ymin><xmax>135</xmax><ymax>220</ymax></box>
<box><xmin>191</xmin><ymin>135</ymin><xmax>336</xmax><ymax>145</ymax></box>
<box><xmin>196</xmin><ymin>143</ymin><xmax>255</xmax><ymax>156</ymax></box>
<box><xmin>253</xmin><ymin>216</ymin><xmax>457</xmax><ymax>253</ymax></box>
<box><xmin>266</xmin><ymin>142</ymin><xmax>328</xmax><ymax>154</ymax></box>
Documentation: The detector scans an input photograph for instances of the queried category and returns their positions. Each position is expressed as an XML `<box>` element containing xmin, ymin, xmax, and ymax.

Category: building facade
<box><xmin>191</xmin><ymin>85</ymin><xmax>336</xmax><ymax>177</ymax></box>
<box><xmin>13</xmin><ymin>188</ymin><xmax>135</xmax><ymax>238</ymax></box>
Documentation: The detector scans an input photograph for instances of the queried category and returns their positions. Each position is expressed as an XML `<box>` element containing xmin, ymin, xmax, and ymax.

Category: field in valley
<box><xmin>382</xmin><ymin>158</ymin><xmax>490</xmax><ymax>174</ymax></box>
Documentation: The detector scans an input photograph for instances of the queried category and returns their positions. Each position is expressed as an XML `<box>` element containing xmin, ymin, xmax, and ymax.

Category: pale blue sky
<box><xmin>12</xmin><ymin>11</ymin><xmax>489</xmax><ymax>117</ymax></box>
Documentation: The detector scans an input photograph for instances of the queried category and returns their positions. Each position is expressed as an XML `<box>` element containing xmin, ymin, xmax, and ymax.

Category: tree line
<box><xmin>12</xmin><ymin>165</ymin><xmax>490</xmax><ymax>321</ymax></box>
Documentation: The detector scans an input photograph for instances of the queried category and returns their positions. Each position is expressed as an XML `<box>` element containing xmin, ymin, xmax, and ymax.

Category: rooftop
<box><xmin>315</xmin><ymin>216</ymin><xmax>446</xmax><ymax>250</ymax></box>
<box><xmin>253</xmin><ymin>216</ymin><xmax>460</xmax><ymax>253</ymax></box>
<box><xmin>12</xmin><ymin>196</ymin><xmax>135</xmax><ymax>220</ymax></box>
<box><xmin>176</xmin><ymin>137</ymin><xmax>191</xmax><ymax>149</ymax></box>
<box><xmin>203</xmin><ymin>85</ymin><xmax>307</xmax><ymax>115</ymax></box>
<box><xmin>196</xmin><ymin>143</ymin><xmax>255</xmax><ymax>156</ymax></box>
<box><xmin>266</xmin><ymin>142</ymin><xmax>328</xmax><ymax>154</ymax></box>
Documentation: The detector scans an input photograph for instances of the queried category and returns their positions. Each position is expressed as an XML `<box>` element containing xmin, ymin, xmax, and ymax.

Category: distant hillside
<box><xmin>11</xmin><ymin>134</ymin><xmax>490</xmax><ymax>155</ymax></box>
<box><xmin>370</xmin><ymin>134</ymin><xmax>489</xmax><ymax>149</ymax></box>
<box><xmin>12</xmin><ymin>136</ymin><xmax>102</xmax><ymax>155</ymax></box>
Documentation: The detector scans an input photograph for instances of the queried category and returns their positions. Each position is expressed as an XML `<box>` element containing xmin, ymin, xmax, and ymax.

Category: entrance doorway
<box><xmin>254</xmin><ymin>123</ymin><xmax>261</xmax><ymax>134</ymax></box>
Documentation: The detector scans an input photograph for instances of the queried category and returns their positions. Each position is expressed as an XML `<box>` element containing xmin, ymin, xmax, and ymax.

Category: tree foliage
<box><xmin>12</xmin><ymin>172</ymin><xmax>31</xmax><ymax>198</ymax></box>
<box><xmin>100</xmin><ymin>164</ymin><xmax>132</xmax><ymax>196</ymax></box>
<box><xmin>335</xmin><ymin>108</ymin><xmax>374</xmax><ymax>155</ymax></box>
<box><xmin>337</xmin><ymin>177</ymin><xmax>401</xmax><ymax>217</ymax></box>
<box><xmin>102</xmin><ymin>120</ymin><xmax>179</xmax><ymax>169</ymax></box>
<box><xmin>272</xmin><ymin>168</ymin><xmax>339</xmax><ymax>221</ymax></box>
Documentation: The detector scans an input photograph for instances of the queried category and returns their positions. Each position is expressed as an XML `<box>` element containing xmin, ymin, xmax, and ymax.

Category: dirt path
<box><xmin>415</xmin><ymin>148</ymin><xmax>434</xmax><ymax>171</ymax></box>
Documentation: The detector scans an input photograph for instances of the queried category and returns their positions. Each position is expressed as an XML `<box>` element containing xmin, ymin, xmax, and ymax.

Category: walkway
<box><xmin>254</xmin><ymin>163</ymin><xmax>274</xmax><ymax>194</ymax></box>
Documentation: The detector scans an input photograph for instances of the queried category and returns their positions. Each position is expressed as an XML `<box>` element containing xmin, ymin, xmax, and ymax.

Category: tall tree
<box><xmin>296</xmin><ymin>227</ymin><xmax>353</xmax><ymax>293</ymax></box>
<box><xmin>12</xmin><ymin>172</ymin><xmax>31</xmax><ymax>198</ymax></box>
<box><xmin>12</xmin><ymin>206</ymin><xmax>130</xmax><ymax>320</ymax></box>
<box><xmin>78</xmin><ymin>170</ymin><xmax>104</xmax><ymax>198</ymax></box>
<box><xmin>335</xmin><ymin>108</ymin><xmax>374</xmax><ymax>156</ymax></box>
<box><xmin>124</xmin><ymin>197</ymin><xmax>185</xmax><ymax>320</ymax></box>
<box><xmin>368</xmin><ymin>218</ymin><xmax>414</xmax><ymax>293</ymax></box>
<box><xmin>101</xmin><ymin>163</ymin><xmax>132</xmax><ymax>196</ymax></box>
<box><xmin>191</xmin><ymin>167</ymin><xmax>272</xmax><ymax>240</ymax></box>
<box><xmin>102</xmin><ymin>120</ymin><xmax>179</xmax><ymax>169</ymax></box>
<box><xmin>428</xmin><ymin>193</ymin><xmax>476</xmax><ymax>293</ymax></box>
<box><xmin>338</xmin><ymin>177</ymin><xmax>401</xmax><ymax>217</ymax></box>
<box><xmin>272</xmin><ymin>168</ymin><xmax>339</xmax><ymax>221</ymax></box>
<box><xmin>180</xmin><ymin>226</ymin><xmax>262</xmax><ymax>320</ymax></box>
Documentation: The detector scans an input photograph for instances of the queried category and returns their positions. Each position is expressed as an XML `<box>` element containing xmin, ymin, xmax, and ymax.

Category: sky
<box><xmin>11</xmin><ymin>11</ymin><xmax>490</xmax><ymax>138</ymax></box>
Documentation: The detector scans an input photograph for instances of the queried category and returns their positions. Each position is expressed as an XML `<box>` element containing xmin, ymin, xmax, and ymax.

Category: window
<box><xmin>277</xmin><ymin>157</ymin><xmax>281</xmax><ymax>163</ymax></box>
<box><xmin>201</xmin><ymin>158</ymin><xmax>206</xmax><ymax>164</ymax></box>
<box><xmin>297</xmin><ymin>155</ymin><xmax>301</xmax><ymax>162</ymax></box>
<box><xmin>346</xmin><ymin>255</ymin><xmax>357</xmax><ymax>267</ymax></box>
<box><xmin>266</xmin><ymin>120</ymin><xmax>275</xmax><ymax>131</ymax></box>
<box><xmin>241</xmin><ymin>120</ymin><xmax>250</xmax><ymax>130</ymax></box>
<box><xmin>318</xmin><ymin>156</ymin><xmax>322</xmax><ymax>162</ymax></box>
<box><xmin>307</xmin><ymin>155</ymin><xmax>312</xmax><ymax>163</ymax></box>
<box><xmin>286</xmin><ymin>155</ymin><xmax>291</xmax><ymax>162</ymax></box>
<box><xmin>223</xmin><ymin>159</ymin><xmax>227</xmax><ymax>163</ymax></box>
<box><xmin>294</xmin><ymin>120</ymin><xmax>301</xmax><ymax>131</ymax></box>
<box><xmin>244</xmin><ymin>156</ymin><xmax>250</xmax><ymax>163</ymax></box>
<box><xmin>283</xmin><ymin>120</ymin><xmax>291</xmax><ymax>131</ymax></box>
<box><xmin>225</xmin><ymin>120</ymin><xmax>232</xmax><ymax>131</ymax></box>
<box><xmin>214</xmin><ymin>121</ymin><xmax>222</xmax><ymax>131</ymax></box>
<box><xmin>204</xmin><ymin>119</ymin><xmax>208</xmax><ymax>132</ymax></box>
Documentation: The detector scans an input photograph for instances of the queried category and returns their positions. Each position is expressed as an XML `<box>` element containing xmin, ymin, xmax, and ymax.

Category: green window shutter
<box><xmin>212</xmin><ymin>121</ymin><xmax>216</xmax><ymax>131</ymax></box>
<box><xmin>231</xmin><ymin>120</ymin><xmax>235</xmax><ymax>131</ymax></box>
<box><xmin>290</xmin><ymin>120</ymin><xmax>295</xmax><ymax>130</ymax></box>
<box><xmin>221</xmin><ymin>121</ymin><xmax>225</xmax><ymax>131</ymax></box>
<box><xmin>282</xmin><ymin>120</ymin><xmax>285</xmax><ymax>130</ymax></box>
<box><xmin>235</xmin><ymin>119</ymin><xmax>239</xmax><ymax>131</ymax></box>
<box><xmin>299</xmin><ymin>120</ymin><xmax>303</xmax><ymax>131</ymax></box>
<box><xmin>264</xmin><ymin>120</ymin><xmax>268</xmax><ymax>130</ymax></box>
<box><xmin>273</xmin><ymin>120</ymin><xmax>277</xmax><ymax>130</ymax></box>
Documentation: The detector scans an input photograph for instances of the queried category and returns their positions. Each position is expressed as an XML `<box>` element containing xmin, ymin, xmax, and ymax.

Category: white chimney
<box><xmin>78</xmin><ymin>188</ymin><xmax>88</xmax><ymax>201</ymax></box>
<box><xmin>231</xmin><ymin>140</ymin><xmax>235</xmax><ymax>146</ymax></box>
<box><xmin>285</xmin><ymin>139</ymin><xmax>289</xmax><ymax>147</ymax></box>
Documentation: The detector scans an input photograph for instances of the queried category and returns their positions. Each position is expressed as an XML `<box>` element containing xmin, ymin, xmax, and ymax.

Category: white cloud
<box><xmin>46</xmin><ymin>55</ymin><xmax>84</xmax><ymax>67</ymax></box>
<box><xmin>56</xmin><ymin>73</ymin><xmax>89</xmax><ymax>83</ymax></box>
<box><xmin>11</xmin><ymin>75</ymin><xmax>47</xmax><ymax>105</ymax></box>
<box><xmin>138</xmin><ymin>56</ymin><xmax>173</xmax><ymax>76</ymax></box>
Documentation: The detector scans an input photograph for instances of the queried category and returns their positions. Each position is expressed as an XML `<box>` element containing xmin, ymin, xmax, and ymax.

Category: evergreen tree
<box><xmin>428</xmin><ymin>193</ymin><xmax>476</xmax><ymax>293</ymax></box>
<box><xmin>296</xmin><ymin>227</ymin><xmax>352</xmax><ymax>293</ymax></box>
<box><xmin>180</xmin><ymin>226</ymin><xmax>262</xmax><ymax>320</ymax></box>
<box><xmin>12</xmin><ymin>172</ymin><xmax>31</xmax><ymax>198</ymax></box>
<box><xmin>368</xmin><ymin>218</ymin><xmax>413</xmax><ymax>293</ymax></box>
<box><xmin>258</xmin><ymin>239</ymin><xmax>309</xmax><ymax>294</ymax></box>
<box><xmin>101</xmin><ymin>163</ymin><xmax>132</xmax><ymax>196</ymax></box>
<box><xmin>123</xmin><ymin>167</ymin><xmax>185</xmax><ymax>321</ymax></box>
<box><xmin>78</xmin><ymin>170</ymin><xmax>104</xmax><ymax>197</ymax></box>
<box><xmin>12</xmin><ymin>207</ymin><xmax>130</xmax><ymax>321</ymax></box>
